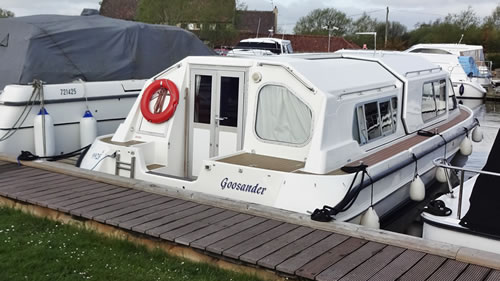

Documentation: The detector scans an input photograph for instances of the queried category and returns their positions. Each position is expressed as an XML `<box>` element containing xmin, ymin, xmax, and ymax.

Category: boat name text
<box><xmin>220</xmin><ymin>177</ymin><xmax>267</xmax><ymax>195</ymax></box>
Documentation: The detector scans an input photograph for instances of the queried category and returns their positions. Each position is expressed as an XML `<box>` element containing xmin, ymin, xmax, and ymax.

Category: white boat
<box><xmin>406</xmin><ymin>43</ymin><xmax>493</xmax><ymax>89</ymax></box>
<box><xmin>405</xmin><ymin>45</ymin><xmax>487</xmax><ymax>99</ymax></box>
<box><xmin>422</xmin><ymin>129</ymin><xmax>500</xmax><ymax>254</ymax></box>
<box><xmin>0</xmin><ymin>14</ymin><xmax>213</xmax><ymax>157</ymax></box>
<box><xmin>80</xmin><ymin>51</ymin><xmax>478</xmax><ymax>225</ymax></box>
<box><xmin>227</xmin><ymin>38</ymin><xmax>293</xmax><ymax>56</ymax></box>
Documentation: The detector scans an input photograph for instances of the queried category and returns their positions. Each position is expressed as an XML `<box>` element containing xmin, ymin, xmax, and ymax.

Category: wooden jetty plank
<box><xmin>223</xmin><ymin>223</ymin><xmax>298</xmax><ymax>260</ymax></box>
<box><xmin>239</xmin><ymin>226</ymin><xmax>314</xmax><ymax>265</ymax></box>
<box><xmin>366</xmin><ymin>249</ymin><xmax>426</xmax><ymax>281</ymax></box>
<box><xmin>133</xmin><ymin>204</ymin><xmax>213</xmax><ymax>234</ymax></box>
<box><xmin>0</xmin><ymin>164</ymin><xmax>27</xmax><ymax>174</ymax></box>
<box><xmin>73</xmin><ymin>191</ymin><xmax>152</xmax><ymax>218</ymax></box>
<box><xmin>257</xmin><ymin>229</ymin><xmax>331</xmax><ymax>269</ymax></box>
<box><xmin>336</xmin><ymin>245</ymin><xmax>405</xmax><ymax>281</ymax></box>
<box><xmin>426</xmin><ymin>259</ymin><xmax>469</xmax><ymax>281</ymax></box>
<box><xmin>110</xmin><ymin>199</ymin><xmax>188</xmax><ymax>227</ymax></box>
<box><xmin>0</xmin><ymin>167</ymin><xmax>48</xmax><ymax>181</ymax></box>
<box><xmin>174</xmin><ymin>213</ymin><xmax>253</xmax><ymax>246</ymax></box>
<box><xmin>119</xmin><ymin>201</ymin><xmax>198</xmax><ymax>230</ymax></box>
<box><xmin>296</xmin><ymin>237</ymin><xmax>368</xmax><ymax>280</ymax></box>
<box><xmin>276</xmin><ymin>233</ymin><xmax>349</xmax><ymax>275</ymax></box>
<box><xmin>315</xmin><ymin>241</ymin><xmax>386</xmax><ymax>281</ymax></box>
<box><xmin>398</xmin><ymin>254</ymin><xmax>448</xmax><ymax>281</ymax></box>
<box><xmin>38</xmin><ymin>182</ymin><xmax>112</xmax><ymax>206</ymax></box>
<box><xmin>14</xmin><ymin>176</ymin><xmax>86</xmax><ymax>200</ymax></box>
<box><xmin>205</xmin><ymin>219</ymin><xmax>283</xmax><ymax>255</ymax></box>
<box><xmin>3</xmin><ymin>174</ymin><xmax>79</xmax><ymax>199</ymax></box>
<box><xmin>485</xmin><ymin>270</ymin><xmax>500</xmax><ymax>281</ymax></box>
<box><xmin>61</xmin><ymin>189</ymin><xmax>139</xmax><ymax>213</ymax></box>
<box><xmin>455</xmin><ymin>264</ymin><xmax>491</xmax><ymax>281</ymax></box>
<box><xmin>190</xmin><ymin>216</ymin><xmax>267</xmax><ymax>250</ymax></box>
<box><xmin>94</xmin><ymin>196</ymin><xmax>175</xmax><ymax>223</ymax></box>
<box><xmin>0</xmin><ymin>170</ymin><xmax>64</xmax><ymax>192</ymax></box>
<box><xmin>23</xmin><ymin>178</ymin><xmax>91</xmax><ymax>199</ymax></box>
<box><xmin>146</xmin><ymin>207</ymin><xmax>226</xmax><ymax>237</ymax></box>
<box><xmin>27</xmin><ymin>180</ymin><xmax>107</xmax><ymax>205</ymax></box>
<box><xmin>160</xmin><ymin>210</ymin><xmax>239</xmax><ymax>241</ymax></box>
<box><xmin>83</xmin><ymin>193</ymin><xmax>165</xmax><ymax>220</ymax></box>
<box><xmin>49</xmin><ymin>186</ymin><xmax>125</xmax><ymax>210</ymax></box>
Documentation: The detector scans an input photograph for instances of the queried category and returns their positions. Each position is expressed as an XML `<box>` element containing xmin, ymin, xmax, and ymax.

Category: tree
<box><xmin>350</xmin><ymin>13</ymin><xmax>377</xmax><ymax>33</ymax></box>
<box><xmin>484</xmin><ymin>5</ymin><xmax>500</xmax><ymax>29</ymax></box>
<box><xmin>293</xmin><ymin>8</ymin><xmax>351</xmax><ymax>35</ymax></box>
<box><xmin>444</xmin><ymin>6</ymin><xmax>480</xmax><ymax>30</ymax></box>
<box><xmin>0</xmin><ymin>8</ymin><xmax>14</xmax><ymax>18</ymax></box>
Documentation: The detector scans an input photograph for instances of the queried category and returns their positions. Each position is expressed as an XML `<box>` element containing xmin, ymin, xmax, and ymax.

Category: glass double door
<box><xmin>189</xmin><ymin>69</ymin><xmax>244</xmax><ymax>177</ymax></box>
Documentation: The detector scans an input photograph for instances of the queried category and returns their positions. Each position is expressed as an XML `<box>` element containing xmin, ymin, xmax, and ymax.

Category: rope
<box><xmin>412</xmin><ymin>153</ymin><xmax>418</xmax><ymax>179</ymax></box>
<box><xmin>17</xmin><ymin>144</ymin><xmax>91</xmax><ymax>165</ymax></box>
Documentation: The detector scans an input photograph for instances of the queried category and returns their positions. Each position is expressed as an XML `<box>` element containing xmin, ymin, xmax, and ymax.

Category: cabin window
<box><xmin>355</xmin><ymin>97</ymin><xmax>398</xmax><ymax>145</ymax></box>
<box><xmin>194</xmin><ymin>75</ymin><xmax>212</xmax><ymax>124</ymax></box>
<box><xmin>255</xmin><ymin>85</ymin><xmax>312</xmax><ymax>144</ymax></box>
<box><xmin>421</xmin><ymin>79</ymin><xmax>447</xmax><ymax>122</ymax></box>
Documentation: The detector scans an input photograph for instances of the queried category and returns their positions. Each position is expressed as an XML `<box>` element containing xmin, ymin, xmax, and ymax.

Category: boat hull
<box><xmin>0</xmin><ymin>80</ymin><xmax>143</xmax><ymax>156</ymax></box>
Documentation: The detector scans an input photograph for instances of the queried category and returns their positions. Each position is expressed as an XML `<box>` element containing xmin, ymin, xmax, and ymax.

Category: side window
<box><xmin>255</xmin><ymin>85</ymin><xmax>312</xmax><ymax>144</ymax></box>
<box><xmin>421</xmin><ymin>79</ymin><xmax>447</xmax><ymax>123</ymax></box>
<box><xmin>355</xmin><ymin>97</ymin><xmax>398</xmax><ymax>145</ymax></box>
<box><xmin>422</xmin><ymin>82</ymin><xmax>436</xmax><ymax>122</ymax></box>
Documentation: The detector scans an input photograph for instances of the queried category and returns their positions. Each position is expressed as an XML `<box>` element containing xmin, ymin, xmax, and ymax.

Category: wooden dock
<box><xmin>1</xmin><ymin>157</ymin><xmax>500</xmax><ymax>281</ymax></box>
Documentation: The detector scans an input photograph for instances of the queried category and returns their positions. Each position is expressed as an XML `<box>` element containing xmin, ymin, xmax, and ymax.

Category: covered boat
<box><xmin>0</xmin><ymin>14</ymin><xmax>213</xmax><ymax>156</ymax></box>
<box><xmin>80</xmin><ymin>51</ymin><xmax>478</xmax><ymax>224</ymax></box>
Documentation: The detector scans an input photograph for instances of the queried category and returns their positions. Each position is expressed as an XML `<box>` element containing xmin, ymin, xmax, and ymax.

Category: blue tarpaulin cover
<box><xmin>458</xmin><ymin>56</ymin><xmax>479</xmax><ymax>77</ymax></box>
<box><xmin>0</xmin><ymin>14</ymin><xmax>214</xmax><ymax>89</ymax></box>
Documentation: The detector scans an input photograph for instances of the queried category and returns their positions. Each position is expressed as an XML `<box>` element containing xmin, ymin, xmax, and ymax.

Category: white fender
<box><xmin>34</xmin><ymin>108</ymin><xmax>55</xmax><ymax>157</ymax></box>
<box><xmin>472</xmin><ymin>127</ymin><xmax>483</xmax><ymax>142</ymax></box>
<box><xmin>459</xmin><ymin>136</ymin><xmax>472</xmax><ymax>156</ymax></box>
<box><xmin>360</xmin><ymin>207</ymin><xmax>380</xmax><ymax>229</ymax></box>
<box><xmin>410</xmin><ymin>175</ymin><xmax>425</xmax><ymax>201</ymax></box>
<box><xmin>436</xmin><ymin>167</ymin><xmax>448</xmax><ymax>183</ymax></box>
<box><xmin>80</xmin><ymin>110</ymin><xmax>97</xmax><ymax>147</ymax></box>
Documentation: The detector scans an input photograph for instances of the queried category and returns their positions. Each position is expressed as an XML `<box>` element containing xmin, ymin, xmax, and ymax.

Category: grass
<box><xmin>0</xmin><ymin>207</ymin><xmax>263</xmax><ymax>281</ymax></box>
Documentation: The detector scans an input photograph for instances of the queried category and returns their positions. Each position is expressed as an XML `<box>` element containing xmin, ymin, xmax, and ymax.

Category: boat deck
<box><xmin>0</xmin><ymin>159</ymin><xmax>499</xmax><ymax>281</ymax></box>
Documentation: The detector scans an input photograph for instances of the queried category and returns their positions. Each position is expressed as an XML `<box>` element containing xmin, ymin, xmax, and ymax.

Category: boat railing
<box><xmin>432</xmin><ymin>158</ymin><xmax>500</xmax><ymax>219</ymax></box>
<box><xmin>405</xmin><ymin>66</ymin><xmax>442</xmax><ymax>77</ymax></box>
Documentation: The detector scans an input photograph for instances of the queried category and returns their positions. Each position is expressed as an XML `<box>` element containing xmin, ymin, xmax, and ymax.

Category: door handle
<box><xmin>215</xmin><ymin>116</ymin><xmax>228</xmax><ymax>121</ymax></box>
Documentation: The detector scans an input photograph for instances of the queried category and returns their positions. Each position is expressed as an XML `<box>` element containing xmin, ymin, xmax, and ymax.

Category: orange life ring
<box><xmin>140</xmin><ymin>79</ymin><xmax>179</xmax><ymax>124</ymax></box>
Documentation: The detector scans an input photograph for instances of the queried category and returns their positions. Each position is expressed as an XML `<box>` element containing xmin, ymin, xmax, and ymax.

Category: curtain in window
<box><xmin>256</xmin><ymin>85</ymin><xmax>312</xmax><ymax>144</ymax></box>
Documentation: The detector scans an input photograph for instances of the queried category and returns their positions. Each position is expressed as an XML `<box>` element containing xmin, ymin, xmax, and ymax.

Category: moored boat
<box><xmin>0</xmin><ymin>14</ymin><xmax>213</xmax><ymax>157</ymax></box>
<box><xmin>80</xmin><ymin>51</ymin><xmax>479</xmax><ymax>225</ymax></box>
<box><xmin>405</xmin><ymin>45</ymin><xmax>487</xmax><ymax>99</ymax></box>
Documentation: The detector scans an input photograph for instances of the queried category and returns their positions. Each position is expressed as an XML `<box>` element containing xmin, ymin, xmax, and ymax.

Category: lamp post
<box><xmin>356</xmin><ymin>32</ymin><xmax>377</xmax><ymax>54</ymax></box>
<box><xmin>322</xmin><ymin>25</ymin><xmax>339</xmax><ymax>52</ymax></box>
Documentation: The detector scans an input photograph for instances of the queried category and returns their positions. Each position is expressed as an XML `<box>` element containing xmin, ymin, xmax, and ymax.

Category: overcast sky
<box><xmin>2</xmin><ymin>0</ymin><xmax>499</xmax><ymax>33</ymax></box>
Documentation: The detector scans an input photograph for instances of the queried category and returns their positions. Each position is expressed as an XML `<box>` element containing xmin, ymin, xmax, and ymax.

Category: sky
<box><xmin>2</xmin><ymin>0</ymin><xmax>499</xmax><ymax>33</ymax></box>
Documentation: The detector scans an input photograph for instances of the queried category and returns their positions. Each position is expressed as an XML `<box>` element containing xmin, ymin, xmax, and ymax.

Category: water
<box><xmin>382</xmin><ymin>99</ymin><xmax>500</xmax><ymax>236</ymax></box>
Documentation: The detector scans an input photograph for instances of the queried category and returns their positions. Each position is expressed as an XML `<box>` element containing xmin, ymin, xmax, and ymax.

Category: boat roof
<box><xmin>239</xmin><ymin>37</ymin><xmax>291</xmax><ymax>44</ymax></box>
<box><xmin>406</xmin><ymin>44</ymin><xmax>484</xmax><ymax>53</ymax></box>
<box><xmin>185</xmin><ymin>51</ymin><xmax>444</xmax><ymax>97</ymax></box>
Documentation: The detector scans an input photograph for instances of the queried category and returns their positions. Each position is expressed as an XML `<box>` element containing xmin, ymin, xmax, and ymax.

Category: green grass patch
<box><xmin>0</xmin><ymin>207</ymin><xmax>263</xmax><ymax>281</ymax></box>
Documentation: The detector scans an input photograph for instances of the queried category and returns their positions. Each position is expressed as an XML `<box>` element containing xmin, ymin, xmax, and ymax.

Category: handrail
<box><xmin>258</xmin><ymin>62</ymin><xmax>316</xmax><ymax>93</ymax></box>
<box><xmin>405</xmin><ymin>67</ymin><xmax>442</xmax><ymax>77</ymax></box>
<box><xmin>432</xmin><ymin>158</ymin><xmax>500</xmax><ymax>219</ymax></box>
